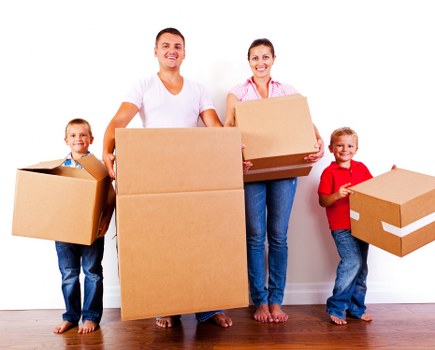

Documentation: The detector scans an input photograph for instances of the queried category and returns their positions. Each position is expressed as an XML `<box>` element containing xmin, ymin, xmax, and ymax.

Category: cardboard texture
<box><xmin>235</xmin><ymin>94</ymin><xmax>318</xmax><ymax>182</ymax></box>
<box><xmin>350</xmin><ymin>168</ymin><xmax>435</xmax><ymax>257</ymax></box>
<box><xmin>12</xmin><ymin>154</ymin><xmax>116</xmax><ymax>245</ymax></box>
<box><xmin>115</xmin><ymin>128</ymin><xmax>249</xmax><ymax>320</ymax></box>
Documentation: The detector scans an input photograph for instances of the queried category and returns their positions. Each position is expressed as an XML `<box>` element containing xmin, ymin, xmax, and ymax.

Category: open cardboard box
<box><xmin>115</xmin><ymin>128</ymin><xmax>249</xmax><ymax>320</ymax></box>
<box><xmin>350</xmin><ymin>168</ymin><xmax>435</xmax><ymax>257</ymax></box>
<box><xmin>235</xmin><ymin>94</ymin><xmax>318</xmax><ymax>182</ymax></box>
<box><xmin>12</xmin><ymin>154</ymin><xmax>116</xmax><ymax>245</ymax></box>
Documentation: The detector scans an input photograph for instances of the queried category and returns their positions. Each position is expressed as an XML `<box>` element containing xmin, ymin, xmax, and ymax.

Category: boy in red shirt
<box><xmin>318</xmin><ymin>127</ymin><xmax>373</xmax><ymax>325</ymax></box>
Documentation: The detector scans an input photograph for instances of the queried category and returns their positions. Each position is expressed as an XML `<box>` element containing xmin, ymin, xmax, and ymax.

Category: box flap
<box><xmin>20</xmin><ymin>159</ymin><xmax>65</xmax><ymax>171</ymax></box>
<box><xmin>76</xmin><ymin>154</ymin><xmax>109</xmax><ymax>181</ymax></box>
<box><xmin>115</xmin><ymin>128</ymin><xmax>243</xmax><ymax>195</ymax></box>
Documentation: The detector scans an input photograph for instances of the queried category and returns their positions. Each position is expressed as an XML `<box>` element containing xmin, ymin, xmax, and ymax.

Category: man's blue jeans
<box><xmin>244</xmin><ymin>178</ymin><xmax>297</xmax><ymax>306</ymax></box>
<box><xmin>55</xmin><ymin>237</ymin><xmax>104</xmax><ymax>324</ymax></box>
<box><xmin>327</xmin><ymin>229</ymin><xmax>369</xmax><ymax>319</ymax></box>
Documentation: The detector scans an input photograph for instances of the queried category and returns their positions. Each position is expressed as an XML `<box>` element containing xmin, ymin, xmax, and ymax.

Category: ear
<box><xmin>89</xmin><ymin>136</ymin><xmax>94</xmax><ymax>145</ymax></box>
<box><xmin>328</xmin><ymin>145</ymin><xmax>333</xmax><ymax>153</ymax></box>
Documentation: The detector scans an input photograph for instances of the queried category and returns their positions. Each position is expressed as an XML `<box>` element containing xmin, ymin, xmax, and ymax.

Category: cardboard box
<box><xmin>350</xmin><ymin>168</ymin><xmax>435</xmax><ymax>257</ymax></box>
<box><xmin>12</xmin><ymin>154</ymin><xmax>116</xmax><ymax>245</ymax></box>
<box><xmin>235</xmin><ymin>94</ymin><xmax>318</xmax><ymax>182</ymax></box>
<box><xmin>115</xmin><ymin>128</ymin><xmax>249</xmax><ymax>320</ymax></box>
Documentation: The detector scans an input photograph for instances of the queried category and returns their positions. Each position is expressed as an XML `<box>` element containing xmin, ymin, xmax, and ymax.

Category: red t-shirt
<box><xmin>318</xmin><ymin>160</ymin><xmax>373</xmax><ymax>230</ymax></box>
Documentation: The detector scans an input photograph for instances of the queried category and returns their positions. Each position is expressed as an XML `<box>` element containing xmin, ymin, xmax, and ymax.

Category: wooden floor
<box><xmin>1</xmin><ymin>304</ymin><xmax>435</xmax><ymax>349</ymax></box>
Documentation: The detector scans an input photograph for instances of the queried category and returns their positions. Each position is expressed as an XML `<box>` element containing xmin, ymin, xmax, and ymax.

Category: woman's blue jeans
<box><xmin>244</xmin><ymin>178</ymin><xmax>297</xmax><ymax>306</ymax></box>
<box><xmin>55</xmin><ymin>237</ymin><xmax>104</xmax><ymax>324</ymax></box>
<box><xmin>327</xmin><ymin>229</ymin><xmax>369</xmax><ymax>319</ymax></box>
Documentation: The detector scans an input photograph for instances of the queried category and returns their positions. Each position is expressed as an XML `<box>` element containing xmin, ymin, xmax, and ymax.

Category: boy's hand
<box><xmin>337</xmin><ymin>183</ymin><xmax>353</xmax><ymax>199</ymax></box>
<box><xmin>103</xmin><ymin>152</ymin><xmax>116</xmax><ymax>179</ymax></box>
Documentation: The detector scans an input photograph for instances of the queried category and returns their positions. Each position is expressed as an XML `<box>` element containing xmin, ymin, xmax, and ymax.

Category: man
<box><xmin>102</xmin><ymin>27</ymin><xmax>232</xmax><ymax>329</ymax></box>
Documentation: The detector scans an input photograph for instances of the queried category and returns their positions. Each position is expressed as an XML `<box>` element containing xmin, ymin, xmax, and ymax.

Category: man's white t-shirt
<box><xmin>124</xmin><ymin>74</ymin><xmax>215</xmax><ymax>128</ymax></box>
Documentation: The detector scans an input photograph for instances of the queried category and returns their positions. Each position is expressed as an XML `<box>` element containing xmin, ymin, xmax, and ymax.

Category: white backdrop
<box><xmin>1</xmin><ymin>0</ymin><xmax>435</xmax><ymax>310</ymax></box>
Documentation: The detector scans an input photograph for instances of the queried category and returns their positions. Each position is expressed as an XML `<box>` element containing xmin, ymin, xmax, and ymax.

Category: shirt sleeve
<box><xmin>318</xmin><ymin>168</ymin><xmax>333</xmax><ymax>197</ymax></box>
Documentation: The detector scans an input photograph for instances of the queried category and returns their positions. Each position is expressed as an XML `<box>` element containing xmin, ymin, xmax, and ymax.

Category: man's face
<box><xmin>154</xmin><ymin>33</ymin><xmax>185</xmax><ymax>68</ymax></box>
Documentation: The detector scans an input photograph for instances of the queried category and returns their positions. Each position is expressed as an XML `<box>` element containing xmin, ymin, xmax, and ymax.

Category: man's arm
<box><xmin>102</xmin><ymin>102</ymin><xmax>139</xmax><ymax>179</ymax></box>
<box><xmin>200</xmin><ymin>108</ymin><xmax>223</xmax><ymax>127</ymax></box>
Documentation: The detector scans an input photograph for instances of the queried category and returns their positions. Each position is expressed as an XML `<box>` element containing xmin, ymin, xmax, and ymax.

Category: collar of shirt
<box><xmin>246</xmin><ymin>77</ymin><xmax>280</xmax><ymax>98</ymax></box>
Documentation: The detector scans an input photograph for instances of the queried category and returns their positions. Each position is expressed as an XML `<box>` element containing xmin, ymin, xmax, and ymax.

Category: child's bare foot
<box><xmin>330</xmin><ymin>314</ymin><xmax>347</xmax><ymax>325</ymax></box>
<box><xmin>78</xmin><ymin>320</ymin><xmax>99</xmax><ymax>334</ymax></box>
<box><xmin>211</xmin><ymin>313</ymin><xmax>233</xmax><ymax>328</ymax></box>
<box><xmin>156</xmin><ymin>316</ymin><xmax>179</xmax><ymax>328</ymax></box>
<box><xmin>269</xmin><ymin>304</ymin><xmax>289</xmax><ymax>323</ymax></box>
<box><xmin>360</xmin><ymin>313</ymin><xmax>373</xmax><ymax>322</ymax></box>
<box><xmin>53</xmin><ymin>321</ymin><xmax>75</xmax><ymax>334</ymax></box>
<box><xmin>253</xmin><ymin>304</ymin><xmax>273</xmax><ymax>323</ymax></box>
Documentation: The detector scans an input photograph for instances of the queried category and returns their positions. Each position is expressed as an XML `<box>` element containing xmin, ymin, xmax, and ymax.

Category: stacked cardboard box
<box><xmin>12</xmin><ymin>154</ymin><xmax>115</xmax><ymax>245</ymax></box>
<box><xmin>235</xmin><ymin>94</ymin><xmax>318</xmax><ymax>182</ymax></box>
<box><xmin>350</xmin><ymin>168</ymin><xmax>435</xmax><ymax>257</ymax></box>
<box><xmin>115</xmin><ymin>128</ymin><xmax>248</xmax><ymax>320</ymax></box>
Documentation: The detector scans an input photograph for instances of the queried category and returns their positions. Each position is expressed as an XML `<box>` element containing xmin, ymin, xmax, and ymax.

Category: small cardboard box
<box><xmin>235</xmin><ymin>94</ymin><xmax>318</xmax><ymax>182</ymax></box>
<box><xmin>350</xmin><ymin>168</ymin><xmax>435</xmax><ymax>257</ymax></box>
<box><xmin>115</xmin><ymin>128</ymin><xmax>249</xmax><ymax>320</ymax></box>
<box><xmin>12</xmin><ymin>154</ymin><xmax>116</xmax><ymax>245</ymax></box>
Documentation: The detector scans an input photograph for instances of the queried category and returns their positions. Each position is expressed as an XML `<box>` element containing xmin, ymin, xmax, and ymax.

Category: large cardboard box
<box><xmin>235</xmin><ymin>94</ymin><xmax>318</xmax><ymax>182</ymax></box>
<box><xmin>115</xmin><ymin>128</ymin><xmax>249</xmax><ymax>320</ymax></box>
<box><xmin>350</xmin><ymin>168</ymin><xmax>435</xmax><ymax>257</ymax></box>
<box><xmin>12</xmin><ymin>154</ymin><xmax>116</xmax><ymax>245</ymax></box>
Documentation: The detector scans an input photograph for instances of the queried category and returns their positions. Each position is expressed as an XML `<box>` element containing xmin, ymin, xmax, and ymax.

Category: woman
<box><xmin>225</xmin><ymin>38</ymin><xmax>324</xmax><ymax>323</ymax></box>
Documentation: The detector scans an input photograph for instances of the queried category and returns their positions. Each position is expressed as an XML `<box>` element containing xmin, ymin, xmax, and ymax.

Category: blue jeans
<box><xmin>244</xmin><ymin>178</ymin><xmax>297</xmax><ymax>306</ymax></box>
<box><xmin>55</xmin><ymin>237</ymin><xmax>104</xmax><ymax>324</ymax></box>
<box><xmin>327</xmin><ymin>229</ymin><xmax>369</xmax><ymax>319</ymax></box>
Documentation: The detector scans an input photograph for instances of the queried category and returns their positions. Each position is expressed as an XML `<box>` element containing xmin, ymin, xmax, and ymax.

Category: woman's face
<box><xmin>248</xmin><ymin>45</ymin><xmax>275</xmax><ymax>78</ymax></box>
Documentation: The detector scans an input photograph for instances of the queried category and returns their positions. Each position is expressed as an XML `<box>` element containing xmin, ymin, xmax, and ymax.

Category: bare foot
<box><xmin>210</xmin><ymin>313</ymin><xmax>233</xmax><ymax>328</ymax></box>
<box><xmin>269</xmin><ymin>304</ymin><xmax>289</xmax><ymax>323</ymax></box>
<box><xmin>156</xmin><ymin>316</ymin><xmax>179</xmax><ymax>328</ymax></box>
<box><xmin>78</xmin><ymin>320</ymin><xmax>99</xmax><ymax>334</ymax></box>
<box><xmin>53</xmin><ymin>321</ymin><xmax>76</xmax><ymax>334</ymax></box>
<box><xmin>330</xmin><ymin>314</ymin><xmax>347</xmax><ymax>325</ymax></box>
<box><xmin>360</xmin><ymin>313</ymin><xmax>373</xmax><ymax>322</ymax></box>
<box><xmin>253</xmin><ymin>304</ymin><xmax>273</xmax><ymax>323</ymax></box>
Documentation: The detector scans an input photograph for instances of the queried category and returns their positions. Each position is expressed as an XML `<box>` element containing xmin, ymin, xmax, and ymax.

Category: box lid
<box><xmin>235</xmin><ymin>94</ymin><xmax>318</xmax><ymax>163</ymax></box>
<box><xmin>351</xmin><ymin>168</ymin><xmax>435</xmax><ymax>204</ymax></box>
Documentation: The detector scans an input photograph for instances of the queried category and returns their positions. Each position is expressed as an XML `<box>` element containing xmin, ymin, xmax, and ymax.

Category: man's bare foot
<box><xmin>78</xmin><ymin>320</ymin><xmax>99</xmax><ymax>334</ymax></box>
<box><xmin>53</xmin><ymin>321</ymin><xmax>76</xmax><ymax>334</ymax></box>
<box><xmin>253</xmin><ymin>304</ymin><xmax>273</xmax><ymax>323</ymax></box>
<box><xmin>269</xmin><ymin>304</ymin><xmax>289</xmax><ymax>323</ymax></box>
<box><xmin>330</xmin><ymin>314</ymin><xmax>347</xmax><ymax>325</ymax></box>
<box><xmin>211</xmin><ymin>313</ymin><xmax>233</xmax><ymax>328</ymax></box>
<box><xmin>156</xmin><ymin>316</ymin><xmax>179</xmax><ymax>328</ymax></box>
<box><xmin>360</xmin><ymin>313</ymin><xmax>373</xmax><ymax>322</ymax></box>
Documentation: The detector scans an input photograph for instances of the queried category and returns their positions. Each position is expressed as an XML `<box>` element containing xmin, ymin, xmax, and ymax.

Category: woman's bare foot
<box><xmin>253</xmin><ymin>304</ymin><xmax>273</xmax><ymax>323</ymax></box>
<box><xmin>78</xmin><ymin>320</ymin><xmax>99</xmax><ymax>334</ymax></box>
<box><xmin>269</xmin><ymin>304</ymin><xmax>289</xmax><ymax>323</ymax></box>
<box><xmin>330</xmin><ymin>314</ymin><xmax>347</xmax><ymax>325</ymax></box>
<box><xmin>360</xmin><ymin>313</ymin><xmax>373</xmax><ymax>322</ymax></box>
<box><xmin>53</xmin><ymin>321</ymin><xmax>76</xmax><ymax>334</ymax></box>
<box><xmin>211</xmin><ymin>313</ymin><xmax>233</xmax><ymax>327</ymax></box>
<box><xmin>156</xmin><ymin>316</ymin><xmax>179</xmax><ymax>328</ymax></box>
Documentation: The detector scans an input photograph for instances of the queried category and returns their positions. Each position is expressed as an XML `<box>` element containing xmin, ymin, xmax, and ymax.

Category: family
<box><xmin>53</xmin><ymin>27</ymin><xmax>373</xmax><ymax>334</ymax></box>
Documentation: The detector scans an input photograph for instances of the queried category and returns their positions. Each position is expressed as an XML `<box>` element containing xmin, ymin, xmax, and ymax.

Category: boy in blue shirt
<box><xmin>53</xmin><ymin>118</ymin><xmax>110</xmax><ymax>334</ymax></box>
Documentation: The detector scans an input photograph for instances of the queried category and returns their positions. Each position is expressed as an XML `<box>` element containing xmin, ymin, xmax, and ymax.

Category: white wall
<box><xmin>2</xmin><ymin>0</ymin><xmax>435</xmax><ymax>310</ymax></box>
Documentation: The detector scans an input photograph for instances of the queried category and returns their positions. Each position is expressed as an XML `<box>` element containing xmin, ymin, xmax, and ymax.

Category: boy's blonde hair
<box><xmin>330</xmin><ymin>126</ymin><xmax>358</xmax><ymax>147</ymax></box>
<box><xmin>65</xmin><ymin>118</ymin><xmax>93</xmax><ymax>138</ymax></box>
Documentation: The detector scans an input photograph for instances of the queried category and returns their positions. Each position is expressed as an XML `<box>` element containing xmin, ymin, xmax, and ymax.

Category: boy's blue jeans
<box><xmin>327</xmin><ymin>229</ymin><xmax>369</xmax><ymax>319</ymax></box>
<box><xmin>244</xmin><ymin>178</ymin><xmax>297</xmax><ymax>306</ymax></box>
<box><xmin>55</xmin><ymin>237</ymin><xmax>104</xmax><ymax>324</ymax></box>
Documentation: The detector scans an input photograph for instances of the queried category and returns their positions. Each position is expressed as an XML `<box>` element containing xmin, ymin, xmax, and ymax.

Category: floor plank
<box><xmin>1</xmin><ymin>304</ymin><xmax>435</xmax><ymax>349</ymax></box>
